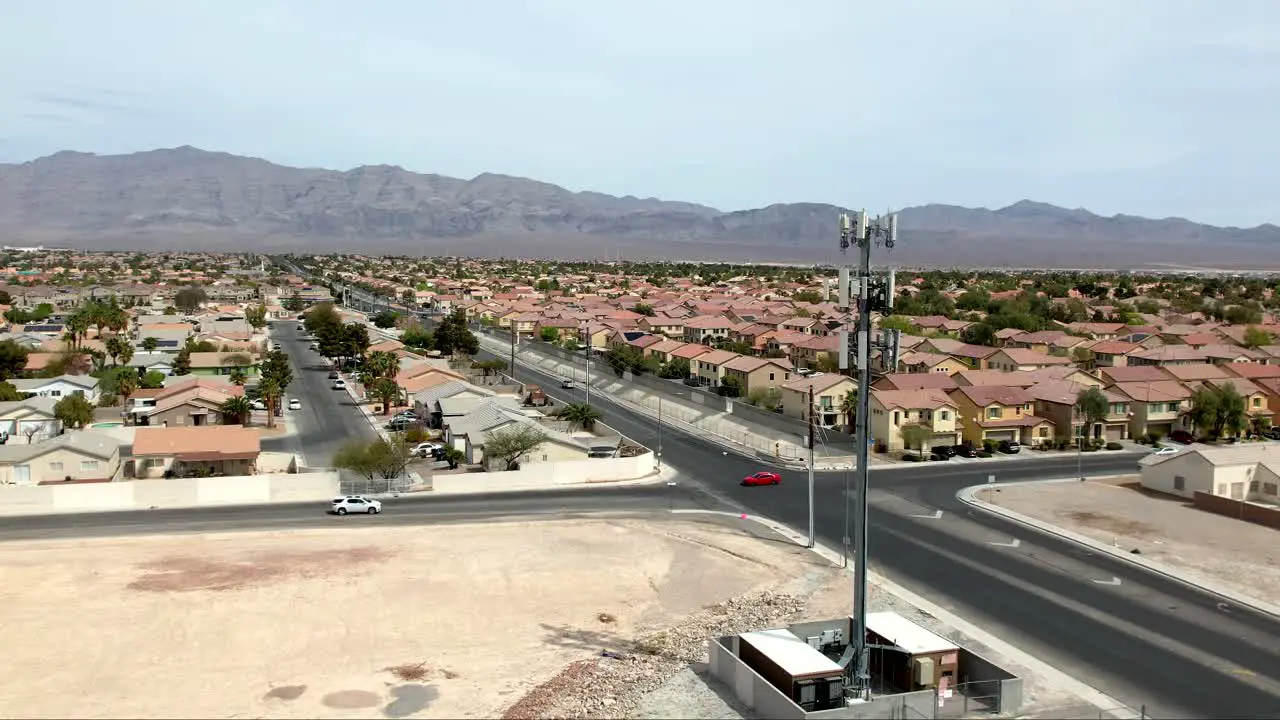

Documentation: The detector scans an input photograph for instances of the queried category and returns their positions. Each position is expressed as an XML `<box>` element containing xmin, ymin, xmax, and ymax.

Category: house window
<box><xmin>940</xmin><ymin>411</ymin><xmax>950</xmax><ymax>420</ymax></box>
<box><xmin>1174</xmin><ymin>475</ymin><xmax>1185</xmax><ymax>491</ymax></box>
<box><xmin>1038</xmin><ymin>427</ymin><xmax>1049</xmax><ymax>437</ymax></box>
<box><xmin>1265</xmin><ymin>483</ymin><xmax>1278</xmax><ymax>496</ymax></box>
<box><xmin>81</xmin><ymin>460</ymin><xmax>99</xmax><ymax>472</ymax></box>
<box><xmin>50</xmin><ymin>390</ymin><xmax>62</xmax><ymax>397</ymax></box>
<box><xmin>987</xmin><ymin>407</ymin><xmax>1000</xmax><ymax>419</ymax></box>
<box><xmin>1253</xmin><ymin>397</ymin><xmax>1263</xmax><ymax>408</ymax></box>
<box><xmin>1249</xmin><ymin>480</ymin><xmax>1259</xmax><ymax>493</ymax></box>
<box><xmin>893</xmin><ymin>411</ymin><xmax>901</xmax><ymax>425</ymax></box>
<box><xmin>49</xmin><ymin>461</ymin><xmax>63</xmax><ymax>472</ymax></box>
<box><xmin>1230</xmin><ymin>482</ymin><xmax>1245</xmax><ymax>500</ymax></box>
<box><xmin>1165</xmin><ymin>403</ymin><xmax>1179</xmax><ymax>413</ymax></box>
<box><xmin>769</xmin><ymin>372</ymin><xmax>775</xmax><ymax>381</ymax></box>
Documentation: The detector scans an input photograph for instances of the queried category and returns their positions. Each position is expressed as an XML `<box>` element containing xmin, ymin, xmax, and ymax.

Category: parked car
<box><xmin>394</xmin><ymin>410</ymin><xmax>420</xmax><ymax>421</ymax></box>
<box><xmin>411</xmin><ymin>442</ymin><xmax>444</xmax><ymax>459</ymax></box>
<box><xmin>1151</xmin><ymin>445</ymin><xmax>1178</xmax><ymax>456</ymax></box>
<box><xmin>330</xmin><ymin>496</ymin><xmax>382</xmax><ymax>515</ymax></box>
<box><xmin>953</xmin><ymin>444</ymin><xmax>979</xmax><ymax>458</ymax></box>
<box><xmin>287</xmin><ymin>398</ymin><xmax>301</xmax><ymax>411</ymax></box>
<box><xmin>997</xmin><ymin>440</ymin><xmax>1021</xmax><ymax>454</ymax></box>
<box><xmin>296</xmin><ymin>324</ymin><xmax>305</xmax><ymax>332</ymax></box>
<box><xmin>328</xmin><ymin>370</ymin><xmax>341</xmax><ymax>380</ymax></box>
<box><xmin>1168</xmin><ymin>430</ymin><xmax>1196</xmax><ymax>444</ymax></box>
<box><xmin>250</xmin><ymin>399</ymin><xmax>268</xmax><ymax>411</ymax></box>
<box><xmin>332</xmin><ymin>379</ymin><xmax>347</xmax><ymax>390</ymax></box>
<box><xmin>742</xmin><ymin>471</ymin><xmax>782</xmax><ymax>486</ymax></box>
<box><xmin>386</xmin><ymin>417</ymin><xmax>413</xmax><ymax>431</ymax></box>
<box><xmin>930</xmin><ymin>446</ymin><xmax>955</xmax><ymax>461</ymax></box>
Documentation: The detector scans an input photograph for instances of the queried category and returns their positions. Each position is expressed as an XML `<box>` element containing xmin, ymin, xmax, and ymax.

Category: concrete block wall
<box><xmin>429</xmin><ymin>451</ymin><xmax>654</xmax><ymax>493</ymax></box>
<box><xmin>0</xmin><ymin>472</ymin><xmax>340</xmax><ymax>516</ymax></box>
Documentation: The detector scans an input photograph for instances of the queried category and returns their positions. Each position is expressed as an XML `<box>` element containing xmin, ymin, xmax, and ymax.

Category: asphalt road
<box><xmin>246</xmin><ymin>270</ymin><xmax>1280</xmax><ymax>717</ymax></box>
<box><xmin>266</xmin><ymin>321</ymin><xmax>376</xmax><ymax>467</ymax></box>
<box><xmin>471</xmin><ymin>333</ymin><xmax>1280</xmax><ymax>719</ymax></box>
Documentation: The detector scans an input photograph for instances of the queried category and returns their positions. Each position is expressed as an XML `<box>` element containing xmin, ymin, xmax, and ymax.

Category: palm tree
<box><xmin>221</xmin><ymin>352</ymin><xmax>253</xmax><ymax>383</ymax></box>
<box><xmin>840</xmin><ymin>389</ymin><xmax>858</xmax><ymax>434</ymax></box>
<box><xmin>220</xmin><ymin>396</ymin><xmax>253</xmax><ymax>426</ymax></box>
<box><xmin>360</xmin><ymin>350</ymin><xmax>400</xmax><ymax>414</ymax></box>
<box><xmin>141</xmin><ymin>336</ymin><xmax>159</xmax><ymax>353</ymax></box>
<box><xmin>557</xmin><ymin>402</ymin><xmax>602</xmax><ymax>431</ymax></box>
<box><xmin>104</xmin><ymin>335</ymin><xmax>133</xmax><ymax>366</ymax></box>
<box><xmin>228</xmin><ymin>366</ymin><xmax>248</xmax><ymax>386</ymax></box>
<box><xmin>116</xmin><ymin>371</ymin><xmax>138</xmax><ymax>404</ymax></box>
<box><xmin>65</xmin><ymin>312</ymin><xmax>90</xmax><ymax>350</ymax></box>
<box><xmin>258</xmin><ymin>377</ymin><xmax>282</xmax><ymax>429</ymax></box>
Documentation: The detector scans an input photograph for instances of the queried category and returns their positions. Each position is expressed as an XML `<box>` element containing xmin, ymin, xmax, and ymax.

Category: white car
<box><xmin>411</xmin><ymin>442</ymin><xmax>443</xmax><ymax>458</ymax></box>
<box><xmin>250</xmin><ymin>399</ymin><xmax>268</xmax><ymax>411</ymax></box>
<box><xmin>330</xmin><ymin>496</ymin><xmax>382</xmax><ymax>515</ymax></box>
<box><xmin>1151</xmin><ymin>445</ymin><xmax>1179</xmax><ymax>456</ymax></box>
<box><xmin>287</xmin><ymin>398</ymin><xmax>301</xmax><ymax>411</ymax></box>
<box><xmin>560</xmin><ymin>377</ymin><xmax>575</xmax><ymax>389</ymax></box>
<box><xmin>332</xmin><ymin>379</ymin><xmax>347</xmax><ymax>390</ymax></box>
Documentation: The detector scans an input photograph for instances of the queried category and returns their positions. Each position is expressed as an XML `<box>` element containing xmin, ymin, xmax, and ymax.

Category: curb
<box><xmin>957</xmin><ymin>480</ymin><xmax>1280</xmax><ymax>620</ymax></box>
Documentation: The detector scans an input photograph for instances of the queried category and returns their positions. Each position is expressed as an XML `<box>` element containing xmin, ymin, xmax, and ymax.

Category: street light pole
<box><xmin>808</xmin><ymin>384</ymin><xmax>816</xmax><ymax>549</ymax></box>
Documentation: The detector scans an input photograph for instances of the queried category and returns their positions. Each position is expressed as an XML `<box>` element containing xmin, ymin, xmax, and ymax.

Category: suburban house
<box><xmin>186</xmin><ymin>351</ymin><xmax>261</xmax><ymax>377</ymax></box>
<box><xmin>125</xmin><ymin>352</ymin><xmax>177</xmax><ymax>377</ymax></box>
<box><xmin>1138</xmin><ymin>443</ymin><xmax>1280</xmax><ymax>503</ymax></box>
<box><xmin>897</xmin><ymin>351</ymin><xmax>964</xmax><ymax>374</ymax></box>
<box><xmin>951</xmin><ymin>369</ymin><xmax>1036</xmax><ymax>388</ymax></box>
<box><xmin>644</xmin><ymin>339</ymin><xmax>690</xmax><ymax>364</ymax></box>
<box><xmin>1111</xmin><ymin>380</ymin><xmax>1192</xmax><ymax>439</ymax></box>
<box><xmin>948</xmin><ymin>385</ymin><xmax>1056</xmax><ymax>447</ymax></box>
<box><xmin>691</xmin><ymin>349</ymin><xmax>742</xmax><ymax>387</ymax></box>
<box><xmin>1003</xmin><ymin>330</ymin><xmax>1087</xmax><ymax>355</ymax></box>
<box><xmin>1128</xmin><ymin>346</ymin><xmax>1209</xmax><ymax>367</ymax></box>
<box><xmin>915</xmin><ymin>338</ymin><xmax>998</xmax><ymax>369</ymax></box>
<box><xmin>443</xmin><ymin>401</ymin><xmax>592</xmax><ymax>466</ymax></box>
<box><xmin>412</xmin><ymin>379</ymin><xmax>499</xmax><ymax>428</ymax></box>
<box><xmin>9</xmin><ymin>374</ymin><xmax>100</xmax><ymax>404</ymax></box>
<box><xmin>984</xmin><ymin>348</ymin><xmax>1075</xmax><ymax>373</ymax></box>
<box><xmin>791</xmin><ymin>334</ymin><xmax>841</xmax><ymax>370</ymax></box>
<box><xmin>869</xmin><ymin>389</ymin><xmax>961</xmax><ymax>452</ymax></box>
<box><xmin>124</xmin><ymin>380</ymin><xmax>244</xmax><ymax>427</ymax></box>
<box><xmin>780</xmin><ymin>373</ymin><xmax>857</xmax><ymax>428</ymax></box>
<box><xmin>637</xmin><ymin>315</ymin><xmax>686</xmax><ymax>337</ymax></box>
<box><xmin>683</xmin><ymin>316</ymin><xmax>734</xmax><ymax>344</ymax></box>
<box><xmin>0</xmin><ymin>431</ymin><xmax>123</xmax><ymax>485</ymax></box>
<box><xmin>1028</xmin><ymin>381</ymin><xmax>1131</xmax><ymax>441</ymax></box>
<box><xmin>721</xmin><ymin>356</ymin><xmax>793</xmax><ymax>396</ymax></box>
<box><xmin>873</xmin><ymin>373</ymin><xmax>958</xmax><ymax>393</ymax></box>
<box><xmin>533</xmin><ymin>317</ymin><xmax>579</xmax><ymax>342</ymax></box>
<box><xmin>1089</xmin><ymin>341</ymin><xmax>1142</xmax><ymax>367</ymax></box>
<box><xmin>0</xmin><ymin>397</ymin><xmax>62</xmax><ymax>444</ymax></box>
<box><xmin>131</xmin><ymin>425</ymin><xmax>262</xmax><ymax>478</ymax></box>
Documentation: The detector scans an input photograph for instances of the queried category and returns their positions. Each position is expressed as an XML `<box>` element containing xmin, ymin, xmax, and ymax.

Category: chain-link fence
<box><xmin>935</xmin><ymin>679</ymin><xmax>1002</xmax><ymax>717</ymax></box>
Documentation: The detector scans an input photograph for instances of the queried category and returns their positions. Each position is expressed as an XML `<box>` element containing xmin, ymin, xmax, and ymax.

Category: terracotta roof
<box><xmin>132</xmin><ymin>425</ymin><xmax>260</xmax><ymax>459</ymax></box>
<box><xmin>872</xmin><ymin>388</ymin><xmax>957</xmax><ymax>411</ymax></box>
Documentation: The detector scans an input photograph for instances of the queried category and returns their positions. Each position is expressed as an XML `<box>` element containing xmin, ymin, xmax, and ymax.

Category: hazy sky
<box><xmin>3</xmin><ymin>1</ymin><xmax>1278</xmax><ymax>226</ymax></box>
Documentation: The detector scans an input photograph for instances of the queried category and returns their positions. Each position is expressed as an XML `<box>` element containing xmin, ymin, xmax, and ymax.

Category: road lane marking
<box><xmin>1093</xmin><ymin>576</ymin><xmax>1122</xmax><ymax>586</ymax></box>
<box><xmin>911</xmin><ymin>509</ymin><xmax>943</xmax><ymax>519</ymax></box>
<box><xmin>989</xmin><ymin>538</ymin><xmax>1021</xmax><ymax>548</ymax></box>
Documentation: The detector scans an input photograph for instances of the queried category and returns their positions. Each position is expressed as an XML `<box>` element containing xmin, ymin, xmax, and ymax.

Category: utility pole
<box><xmin>835</xmin><ymin>209</ymin><xmax>901</xmax><ymax>700</ymax></box>
<box><xmin>509</xmin><ymin>325</ymin><xmax>517</xmax><ymax>382</ymax></box>
<box><xmin>656</xmin><ymin>397</ymin><xmax>664</xmax><ymax>470</ymax></box>
<box><xmin>808</xmin><ymin>385</ymin><xmax>816</xmax><ymax>549</ymax></box>
<box><xmin>585</xmin><ymin>346</ymin><xmax>592</xmax><ymax>406</ymax></box>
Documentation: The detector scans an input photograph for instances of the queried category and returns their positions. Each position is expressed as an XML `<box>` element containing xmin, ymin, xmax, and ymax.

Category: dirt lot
<box><xmin>979</xmin><ymin>477</ymin><xmax>1280</xmax><ymax>602</ymax></box>
<box><xmin>0</xmin><ymin>517</ymin><xmax>832</xmax><ymax>719</ymax></box>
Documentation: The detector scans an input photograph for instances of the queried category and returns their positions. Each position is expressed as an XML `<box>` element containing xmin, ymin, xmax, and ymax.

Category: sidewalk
<box><xmin>958</xmin><ymin>478</ymin><xmax>1280</xmax><ymax>619</ymax></box>
<box><xmin>421</xmin><ymin>464</ymin><xmax>676</xmax><ymax>496</ymax></box>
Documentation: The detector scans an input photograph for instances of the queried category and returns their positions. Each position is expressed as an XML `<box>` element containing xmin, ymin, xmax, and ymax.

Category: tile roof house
<box><xmin>948</xmin><ymin>385</ymin><xmax>1056</xmax><ymax>447</ymax></box>
<box><xmin>869</xmin><ymin>389</ymin><xmax>961</xmax><ymax>451</ymax></box>
<box><xmin>131</xmin><ymin>425</ymin><xmax>261</xmax><ymax>478</ymax></box>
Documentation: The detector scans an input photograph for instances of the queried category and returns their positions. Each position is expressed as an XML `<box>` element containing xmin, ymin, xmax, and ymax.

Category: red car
<box><xmin>743</xmin><ymin>471</ymin><xmax>782</xmax><ymax>486</ymax></box>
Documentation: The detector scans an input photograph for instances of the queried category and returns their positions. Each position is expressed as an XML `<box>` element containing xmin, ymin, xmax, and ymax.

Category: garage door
<box><xmin>1105</xmin><ymin>426</ymin><xmax>1124</xmax><ymax>441</ymax></box>
<box><xmin>985</xmin><ymin>430</ymin><xmax>1017</xmax><ymax>442</ymax></box>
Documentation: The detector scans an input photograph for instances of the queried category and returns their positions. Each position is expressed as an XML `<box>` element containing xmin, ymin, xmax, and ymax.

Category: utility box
<box><xmin>738</xmin><ymin>629</ymin><xmax>845</xmax><ymax>712</ymax></box>
<box><xmin>864</xmin><ymin>612</ymin><xmax>960</xmax><ymax>694</ymax></box>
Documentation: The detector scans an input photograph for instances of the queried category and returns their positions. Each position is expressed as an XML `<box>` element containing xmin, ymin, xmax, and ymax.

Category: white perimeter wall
<box><xmin>430</xmin><ymin>452</ymin><xmax>654</xmax><ymax>493</ymax></box>
<box><xmin>0</xmin><ymin>472</ymin><xmax>340</xmax><ymax>516</ymax></box>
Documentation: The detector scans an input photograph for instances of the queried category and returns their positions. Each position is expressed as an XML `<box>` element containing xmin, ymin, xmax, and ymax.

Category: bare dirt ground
<box><xmin>0</xmin><ymin>517</ymin><xmax>833</xmax><ymax>720</ymax></box>
<box><xmin>979</xmin><ymin>477</ymin><xmax>1280</xmax><ymax>603</ymax></box>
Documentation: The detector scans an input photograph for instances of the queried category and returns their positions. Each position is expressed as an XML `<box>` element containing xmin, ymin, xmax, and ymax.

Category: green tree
<box><xmin>0</xmin><ymin>381</ymin><xmax>24</xmax><ymax>401</ymax></box>
<box><xmin>441</xmin><ymin>446</ymin><xmax>465</xmax><ymax>469</ymax></box>
<box><xmin>432</xmin><ymin>310</ymin><xmax>478</xmax><ymax>356</ymax></box>
<box><xmin>371</xmin><ymin>310</ymin><xmax>399</xmax><ymax>329</ymax></box>
<box><xmin>960</xmin><ymin>323</ymin><xmax>998</xmax><ymax>346</ymax></box>
<box><xmin>140</xmin><ymin>336</ymin><xmax>160</xmax><ymax>352</ymax></box>
<box><xmin>716</xmin><ymin>374</ymin><xmax>743</xmax><ymax>398</ymax></box>
<box><xmin>658</xmin><ymin>357</ymin><xmax>690</xmax><ymax>379</ymax></box>
<box><xmin>401</xmin><ymin>324</ymin><xmax>433</xmax><ymax>349</ymax></box>
<box><xmin>1074</xmin><ymin>387</ymin><xmax>1110</xmax><ymax>442</ymax></box>
<box><xmin>333</xmin><ymin>439</ymin><xmax>379</xmax><ymax>482</ymax></box>
<box><xmin>557</xmin><ymin>402</ymin><xmax>602</xmax><ymax>431</ymax></box>
<box><xmin>539</xmin><ymin>326</ymin><xmax>560</xmax><ymax>342</ymax></box>
<box><xmin>899</xmin><ymin>423</ymin><xmax>932</xmax><ymax>458</ymax></box>
<box><xmin>632</xmin><ymin>303</ymin><xmax>655</xmax><ymax>316</ymax></box>
<box><xmin>879</xmin><ymin>315</ymin><xmax>918</xmax><ymax>334</ymax></box>
<box><xmin>245</xmin><ymin>304</ymin><xmax>268</xmax><ymax>330</ymax></box>
<box><xmin>0</xmin><ymin>339</ymin><xmax>30</xmax><ymax>380</ymax></box>
<box><xmin>484</xmin><ymin>423</ymin><xmax>549</xmax><ymax>470</ymax></box>
<box><xmin>53</xmin><ymin>393</ymin><xmax>95</xmax><ymax>429</ymax></box>
<box><xmin>258</xmin><ymin>350</ymin><xmax>294</xmax><ymax>427</ymax></box>
<box><xmin>472</xmin><ymin>359</ymin><xmax>508</xmax><ymax>376</ymax></box>
<box><xmin>172</xmin><ymin>348</ymin><xmax>192</xmax><ymax>375</ymax></box>
<box><xmin>141</xmin><ymin>370</ymin><xmax>166</xmax><ymax>389</ymax></box>
<box><xmin>840</xmin><ymin>389</ymin><xmax>858</xmax><ymax>434</ymax></box>
<box><xmin>1243</xmin><ymin>326</ymin><xmax>1272</xmax><ymax>349</ymax></box>
<box><xmin>283</xmin><ymin>291</ymin><xmax>305</xmax><ymax>313</ymax></box>
<box><xmin>1189</xmin><ymin>384</ymin><xmax>1247</xmax><ymax>439</ymax></box>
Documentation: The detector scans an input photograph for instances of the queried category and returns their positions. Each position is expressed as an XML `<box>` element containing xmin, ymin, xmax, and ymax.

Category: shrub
<box><xmin>1082</xmin><ymin>444</ymin><xmax>1100</xmax><ymax>452</ymax></box>
<box><xmin>901</xmin><ymin>453</ymin><xmax>922</xmax><ymax>462</ymax></box>
<box><xmin>982</xmin><ymin>439</ymin><xmax>997</xmax><ymax>454</ymax></box>
<box><xmin>1104</xmin><ymin>441</ymin><xmax>1123</xmax><ymax>450</ymax></box>
<box><xmin>977</xmin><ymin>451</ymin><xmax>993</xmax><ymax>458</ymax></box>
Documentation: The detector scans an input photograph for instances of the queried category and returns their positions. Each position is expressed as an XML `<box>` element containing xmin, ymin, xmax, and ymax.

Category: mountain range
<box><xmin>0</xmin><ymin>146</ymin><xmax>1276</xmax><ymax>269</ymax></box>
